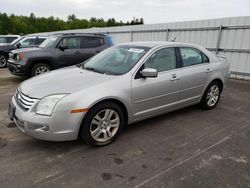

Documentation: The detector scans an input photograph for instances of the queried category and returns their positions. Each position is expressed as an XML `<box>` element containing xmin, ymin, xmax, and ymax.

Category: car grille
<box><xmin>15</xmin><ymin>89</ymin><xmax>37</xmax><ymax>111</ymax></box>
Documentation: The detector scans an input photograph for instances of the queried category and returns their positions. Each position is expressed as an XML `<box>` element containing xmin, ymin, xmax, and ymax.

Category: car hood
<box><xmin>11</xmin><ymin>47</ymin><xmax>41</xmax><ymax>54</ymax></box>
<box><xmin>19</xmin><ymin>66</ymin><xmax>117</xmax><ymax>99</ymax></box>
<box><xmin>0</xmin><ymin>44</ymin><xmax>15</xmax><ymax>51</ymax></box>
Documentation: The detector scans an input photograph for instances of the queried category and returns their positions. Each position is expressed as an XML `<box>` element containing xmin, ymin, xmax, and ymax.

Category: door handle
<box><xmin>170</xmin><ymin>74</ymin><xmax>180</xmax><ymax>81</ymax></box>
<box><xmin>74</xmin><ymin>51</ymin><xmax>80</xmax><ymax>54</ymax></box>
<box><xmin>205</xmin><ymin>68</ymin><xmax>212</xmax><ymax>73</ymax></box>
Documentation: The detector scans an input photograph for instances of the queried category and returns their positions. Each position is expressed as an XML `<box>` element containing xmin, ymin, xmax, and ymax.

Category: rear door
<box><xmin>131</xmin><ymin>47</ymin><xmax>182</xmax><ymax>120</ymax></box>
<box><xmin>178</xmin><ymin>47</ymin><xmax>211</xmax><ymax>104</ymax></box>
<box><xmin>82</xmin><ymin>36</ymin><xmax>106</xmax><ymax>61</ymax></box>
<box><xmin>55</xmin><ymin>36</ymin><xmax>83</xmax><ymax>67</ymax></box>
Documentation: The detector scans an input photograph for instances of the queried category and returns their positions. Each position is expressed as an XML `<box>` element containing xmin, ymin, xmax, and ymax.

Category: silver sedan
<box><xmin>9</xmin><ymin>42</ymin><xmax>230</xmax><ymax>146</ymax></box>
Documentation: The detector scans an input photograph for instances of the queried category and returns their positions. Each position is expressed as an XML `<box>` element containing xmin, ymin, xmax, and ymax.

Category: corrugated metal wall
<box><xmin>32</xmin><ymin>16</ymin><xmax>250</xmax><ymax>80</ymax></box>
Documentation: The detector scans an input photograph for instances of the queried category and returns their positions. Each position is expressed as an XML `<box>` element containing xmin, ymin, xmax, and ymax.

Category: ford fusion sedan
<box><xmin>7</xmin><ymin>33</ymin><xmax>113</xmax><ymax>77</ymax></box>
<box><xmin>9</xmin><ymin>42</ymin><xmax>230</xmax><ymax>146</ymax></box>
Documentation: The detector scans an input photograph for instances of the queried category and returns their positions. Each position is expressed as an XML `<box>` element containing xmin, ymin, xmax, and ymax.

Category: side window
<box><xmin>0</xmin><ymin>37</ymin><xmax>7</xmax><ymax>43</ymax></box>
<box><xmin>7</xmin><ymin>37</ymin><xmax>17</xmax><ymax>43</ymax></box>
<box><xmin>202</xmin><ymin>53</ymin><xmax>209</xmax><ymax>63</ymax></box>
<box><xmin>37</xmin><ymin>38</ymin><xmax>46</xmax><ymax>44</ymax></box>
<box><xmin>83</xmin><ymin>37</ymin><xmax>103</xmax><ymax>48</ymax></box>
<box><xmin>180</xmin><ymin>47</ymin><xmax>205</xmax><ymax>67</ymax></box>
<box><xmin>59</xmin><ymin>37</ymin><xmax>81</xmax><ymax>49</ymax></box>
<box><xmin>144</xmin><ymin>48</ymin><xmax>176</xmax><ymax>72</ymax></box>
<box><xmin>20</xmin><ymin>38</ymin><xmax>37</xmax><ymax>47</ymax></box>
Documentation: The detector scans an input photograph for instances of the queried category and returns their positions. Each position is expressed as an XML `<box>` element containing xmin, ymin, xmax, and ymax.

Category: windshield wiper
<box><xmin>84</xmin><ymin>67</ymin><xmax>104</xmax><ymax>74</ymax></box>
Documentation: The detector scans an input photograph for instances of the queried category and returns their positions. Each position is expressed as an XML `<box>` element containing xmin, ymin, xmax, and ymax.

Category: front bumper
<box><xmin>7</xmin><ymin>61</ymin><xmax>29</xmax><ymax>76</ymax></box>
<box><xmin>9</xmin><ymin>96</ymin><xmax>85</xmax><ymax>141</ymax></box>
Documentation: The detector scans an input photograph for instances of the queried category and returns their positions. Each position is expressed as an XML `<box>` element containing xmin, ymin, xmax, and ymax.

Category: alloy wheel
<box><xmin>35</xmin><ymin>65</ymin><xmax>50</xmax><ymax>75</ymax></box>
<box><xmin>206</xmin><ymin>85</ymin><xmax>220</xmax><ymax>107</ymax></box>
<box><xmin>90</xmin><ymin>109</ymin><xmax>120</xmax><ymax>142</ymax></box>
<box><xmin>0</xmin><ymin>56</ymin><xmax>7</xmax><ymax>68</ymax></box>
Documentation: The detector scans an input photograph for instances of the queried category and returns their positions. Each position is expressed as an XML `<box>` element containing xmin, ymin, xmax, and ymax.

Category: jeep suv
<box><xmin>0</xmin><ymin>36</ymin><xmax>47</xmax><ymax>68</ymax></box>
<box><xmin>7</xmin><ymin>33</ymin><xmax>113</xmax><ymax>77</ymax></box>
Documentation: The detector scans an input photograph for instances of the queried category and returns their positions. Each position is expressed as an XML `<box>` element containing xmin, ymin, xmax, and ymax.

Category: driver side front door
<box><xmin>131</xmin><ymin>47</ymin><xmax>182</xmax><ymax>121</ymax></box>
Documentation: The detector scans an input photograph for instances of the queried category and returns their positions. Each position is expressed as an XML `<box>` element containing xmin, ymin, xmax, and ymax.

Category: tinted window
<box><xmin>7</xmin><ymin>37</ymin><xmax>18</xmax><ymax>43</ymax></box>
<box><xmin>83</xmin><ymin>37</ymin><xmax>103</xmax><ymax>48</ymax></box>
<box><xmin>59</xmin><ymin>37</ymin><xmax>81</xmax><ymax>49</ymax></box>
<box><xmin>180</xmin><ymin>47</ymin><xmax>206</xmax><ymax>67</ymax></box>
<box><xmin>144</xmin><ymin>48</ymin><xmax>176</xmax><ymax>72</ymax></box>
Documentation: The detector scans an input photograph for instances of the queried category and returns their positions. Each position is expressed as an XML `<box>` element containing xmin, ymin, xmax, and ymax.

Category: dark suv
<box><xmin>0</xmin><ymin>36</ymin><xmax>47</xmax><ymax>68</ymax></box>
<box><xmin>7</xmin><ymin>33</ymin><xmax>113</xmax><ymax>77</ymax></box>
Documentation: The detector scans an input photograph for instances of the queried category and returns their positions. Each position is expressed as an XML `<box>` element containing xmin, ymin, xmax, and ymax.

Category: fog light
<box><xmin>27</xmin><ymin>123</ymin><xmax>49</xmax><ymax>131</ymax></box>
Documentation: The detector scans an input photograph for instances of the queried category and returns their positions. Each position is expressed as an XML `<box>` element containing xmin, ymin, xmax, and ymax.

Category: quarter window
<box><xmin>180</xmin><ymin>47</ymin><xmax>209</xmax><ymax>67</ymax></box>
<box><xmin>144</xmin><ymin>48</ymin><xmax>176</xmax><ymax>72</ymax></box>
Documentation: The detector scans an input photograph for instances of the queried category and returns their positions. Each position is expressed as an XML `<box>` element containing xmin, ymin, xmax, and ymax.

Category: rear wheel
<box><xmin>79</xmin><ymin>102</ymin><xmax>125</xmax><ymax>146</ymax></box>
<box><xmin>0</xmin><ymin>55</ymin><xmax>7</xmax><ymax>68</ymax></box>
<box><xmin>200</xmin><ymin>81</ymin><xmax>222</xmax><ymax>110</ymax></box>
<box><xmin>31</xmin><ymin>63</ymin><xmax>51</xmax><ymax>77</ymax></box>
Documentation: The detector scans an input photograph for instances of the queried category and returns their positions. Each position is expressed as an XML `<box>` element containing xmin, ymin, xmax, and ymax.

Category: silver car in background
<box><xmin>8</xmin><ymin>42</ymin><xmax>230</xmax><ymax>146</ymax></box>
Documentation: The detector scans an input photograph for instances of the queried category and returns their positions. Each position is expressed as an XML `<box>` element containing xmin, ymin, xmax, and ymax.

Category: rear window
<box><xmin>7</xmin><ymin>37</ymin><xmax>18</xmax><ymax>43</ymax></box>
<box><xmin>83</xmin><ymin>37</ymin><xmax>103</xmax><ymax>48</ymax></box>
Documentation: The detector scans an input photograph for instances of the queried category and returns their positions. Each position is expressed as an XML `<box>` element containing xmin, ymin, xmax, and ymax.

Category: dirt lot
<box><xmin>0</xmin><ymin>69</ymin><xmax>249</xmax><ymax>188</ymax></box>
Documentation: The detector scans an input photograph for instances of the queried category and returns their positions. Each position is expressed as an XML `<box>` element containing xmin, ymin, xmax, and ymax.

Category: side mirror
<box><xmin>16</xmin><ymin>43</ymin><xmax>21</xmax><ymax>48</ymax></box>
<box><xmin>140</xmin><ymin>68</ymin><xmax>158</xmax><ymax>78</ymax></box>
<box><xmin>58</xmin><ymin>44</ymin><xmax>68</xmax><ymax>51</ymax></box>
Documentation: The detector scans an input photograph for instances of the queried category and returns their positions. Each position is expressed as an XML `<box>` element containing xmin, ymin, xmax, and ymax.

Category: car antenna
<box><xmin>170</xmin><ymin>31</ymin><xmax>181</xmax><ymax>42</ymax></box>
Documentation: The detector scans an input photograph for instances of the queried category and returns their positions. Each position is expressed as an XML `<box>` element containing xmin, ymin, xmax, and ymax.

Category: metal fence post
<box><xmin>215</xmin><ymin>25</ymin><xmax>223</xmax><ymax>54</ymax></box>
<box><xmin>130</xmin><ymin>31</ymin><xmax>133</xmax><ymax>42</ymax></box>
<box><xmin>165</xmin><ymin>28</ymin><xmax>169</xmax><ymax>41</ymax></box>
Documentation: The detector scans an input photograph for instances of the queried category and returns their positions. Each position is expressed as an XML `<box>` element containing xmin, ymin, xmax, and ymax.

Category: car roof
<box><xmin>52</xmin><ymin>33</ymin><xmax>107</xmax><ymax>37</ymax></box>
<box><xmin>120</xmin><ymin>41</ymin><xmax>199</xmax><ymax>48</ymax></box>
<box><xmin>0</xmin><ymin>35</ymin><xmax>20</xmax><ymax>37</ymax></box>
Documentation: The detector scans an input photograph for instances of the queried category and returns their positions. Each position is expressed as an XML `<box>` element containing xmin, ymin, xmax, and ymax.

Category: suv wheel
<box><xmin>200</xmin><ymin>81</ymin><xmax>222</xmax><ymax>110</ymax></box>
<box><xmin>79</xmin><ymin>102</ymin><xmax>125</xmax><ymax>146</ymax></box>
<box><xmin>31</xmin><ymin>63</ymin><xmax>51</xmax><ymax>77</ymax></box>
<box><xmin>0</xmin><ymin>55</ymin><xmax>7</xmax><ymax>68</ymax></box>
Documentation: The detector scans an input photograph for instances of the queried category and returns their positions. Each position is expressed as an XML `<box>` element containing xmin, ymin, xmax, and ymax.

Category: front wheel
<box><xmin>31</xmin><ymin>63</ymin><xmax>51</xmax><ymax>77</ymax></box>
<box><xmin>200</xmin><ymin>81</ymin><xmax>222</xmax><ymax>110</ymax></box>
<box><xmin>79</xmin><ymin>102</ymin><xmax>125</xmax><ymax>146</ymax></box>
<box><xmin>0</xmin><ymin>55</ymin><xmax>7</xmax><ymax>68</ymax></box>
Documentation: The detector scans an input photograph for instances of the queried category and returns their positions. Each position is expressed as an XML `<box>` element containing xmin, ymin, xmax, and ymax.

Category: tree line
<box><xmin>0</xmin><ymin>13</ymin><xmax>144</xmax><ymax>35</ymax></box>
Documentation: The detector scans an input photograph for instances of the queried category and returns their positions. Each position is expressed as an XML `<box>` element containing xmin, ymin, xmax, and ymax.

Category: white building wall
<box><xmin>31</xmin><ymin>16</ymin><xmax>250</xmax><ymax>80</ymax></box>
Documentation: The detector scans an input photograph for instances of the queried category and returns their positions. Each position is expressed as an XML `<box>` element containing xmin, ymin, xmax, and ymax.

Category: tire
<box><xmin>0</xmin><ymin>55</ymin><xmax>7</xmax><ymax>68</ymax></box>
<box><xmin>79</xmin><ymin>102</ymin><xmax>125</xmax><ymax>146</ymax></box>
<box><xmin>200</xmin><ymin>81</ymin><xmax>222</xmax><ymax>110</ymax></box>
<box><xmin>31</xmin><ymin>63</ymin><xmax>51</xmax><ymax>77</ymax></box>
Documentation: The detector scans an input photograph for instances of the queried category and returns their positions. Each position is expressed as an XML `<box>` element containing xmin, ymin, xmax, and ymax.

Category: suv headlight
<box><xmin>36</xmin><ymin>94</ymin><xmax>67</xmax><ymax>116</ymax></box>
<box><xmin>16</xmin><ymin>52</ymin><xmax>25</xmax><ymax>61</ymax></box>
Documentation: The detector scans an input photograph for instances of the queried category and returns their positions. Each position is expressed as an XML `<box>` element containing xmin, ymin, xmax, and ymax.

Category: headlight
<box><xmin>36</xmin><ymin>94</ymin><xmax>67</xmax><ymax>116</ymax></box>
<box><xmin>16</xmin><ymin>52</ymin><xmax>25</xmax><ymax>61</ymax></box>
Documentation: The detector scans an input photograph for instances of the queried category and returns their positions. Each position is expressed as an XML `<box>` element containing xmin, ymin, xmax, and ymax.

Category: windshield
<box><xmin>83</xmin><ymin>45</ymin><xmax>150</xmax><ymax>75</ymax></box>
<box><xmin>39</xmin><ymin>36</ymin><xmax>59</xmax><ymax>48</ymax></box>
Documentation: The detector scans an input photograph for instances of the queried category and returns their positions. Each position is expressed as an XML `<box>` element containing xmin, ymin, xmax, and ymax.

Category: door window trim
<box><xmin>134</xmin><ymin>46</ymin><xmax>181</xmax><ymax>79</ymax></box>
<box><xmin>178</xmin><ymin>47</ymin><xmax>210</xmax><ymax>68</ymax></box>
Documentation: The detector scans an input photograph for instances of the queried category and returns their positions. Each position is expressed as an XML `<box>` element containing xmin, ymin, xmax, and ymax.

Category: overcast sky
<box><xmin>1</xmin><ymin>0</ymin><xmax>250</xmax><ymax>24</ymax></box>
